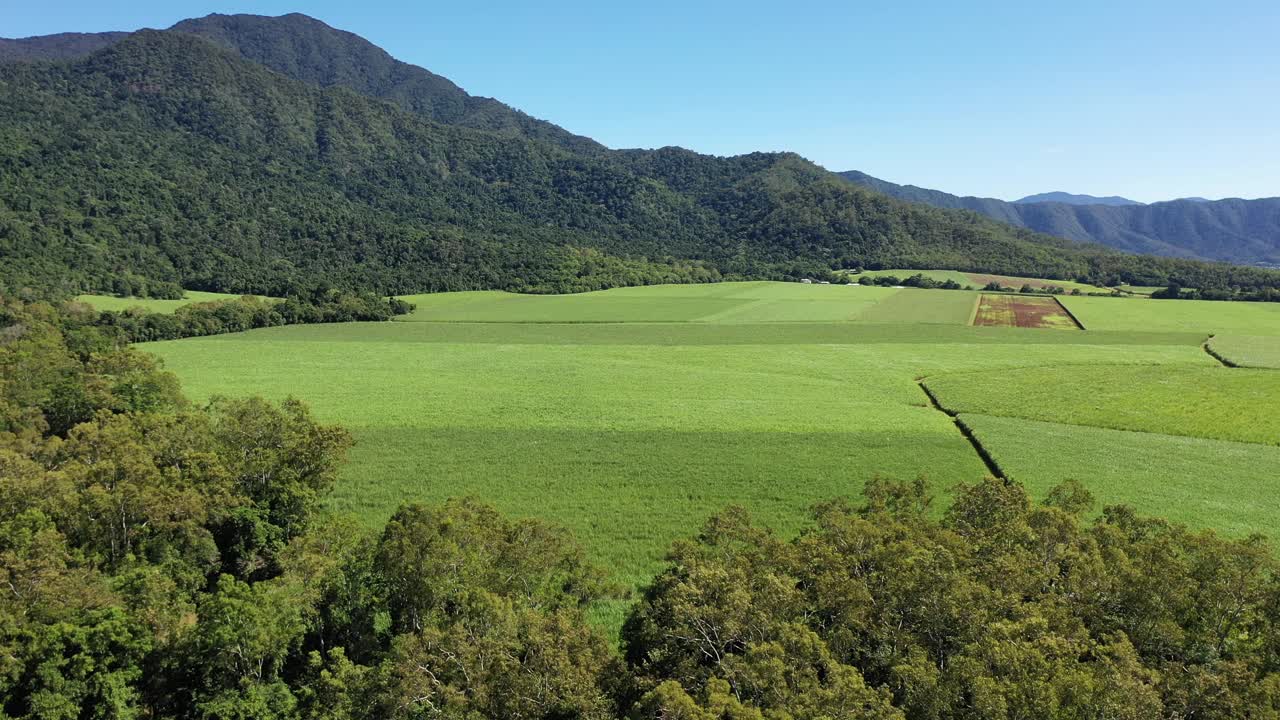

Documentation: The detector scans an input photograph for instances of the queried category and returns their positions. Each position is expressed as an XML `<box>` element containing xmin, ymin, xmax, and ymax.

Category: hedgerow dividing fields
<box><xmin>144</xmin><ymin>281</ymin><xmax>1280</xmax><ymax>627</ymax></box>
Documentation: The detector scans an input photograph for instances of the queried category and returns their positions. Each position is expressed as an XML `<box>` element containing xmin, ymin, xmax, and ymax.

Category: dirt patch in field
<box><xmin>972</xmin><ymin>294</ymin><xmax>1080</xmax><ymax>329</ymax></box>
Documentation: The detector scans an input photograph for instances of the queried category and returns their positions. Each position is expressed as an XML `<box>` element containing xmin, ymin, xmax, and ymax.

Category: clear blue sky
<box><xmin>7</xmin><ymin>1</ymin><xmax>1279</xmax><ymax>202</ymax></box>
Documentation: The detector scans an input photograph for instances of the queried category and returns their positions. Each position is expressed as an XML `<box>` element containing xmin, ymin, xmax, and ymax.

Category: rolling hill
<box><xmin>2</xmin><ymin>16</ymin><xmax>1279</xmax><ymax>298</ymax></box>
<box><xmin>839</xmin><ymin>171</ymin><xmax>1280</xmax><ymax>266</ymax></box>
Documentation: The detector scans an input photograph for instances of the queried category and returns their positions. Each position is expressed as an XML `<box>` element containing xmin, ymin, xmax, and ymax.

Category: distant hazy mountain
<box><xmin>839</xmin><ymin>171</ymin><xmax>1280</xmax><ymax>266</ymax></box>
<box><xmin>1014</xmin><ymin>192</ymin><xmax>1143</xmax><ymax>206</ymax></box>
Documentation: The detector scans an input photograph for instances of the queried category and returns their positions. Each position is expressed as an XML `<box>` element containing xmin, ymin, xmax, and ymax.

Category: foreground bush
<box><xmin>622</xmin><ymin>478</ymin><xmax>1280</xmax><ymax>718</ymax></box>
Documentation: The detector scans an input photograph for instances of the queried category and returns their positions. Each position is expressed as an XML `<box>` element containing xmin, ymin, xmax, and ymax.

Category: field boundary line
<box><xmin>917</xmin><ymin>379</ymin><xmax>1008</xmax><ymax>481</ymax></box>
<box><xmin>1201</xmin><ymin>335</ymin><xmax>1240</xmax><ymax>368</ymax></box>
<box><xmin>1052</xmin><ymin>296</ymin><xmax>1086</xmax><ymax>330</ymax></box>
<box><xmin>965</xmin><ymin>293</ymin><xmax>981</xmax><ymax>326</ymax></box>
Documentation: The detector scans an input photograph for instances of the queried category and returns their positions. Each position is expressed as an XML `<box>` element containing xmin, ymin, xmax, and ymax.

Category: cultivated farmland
<box><xmin>972</xmin><ymin>293</ymin><xmax>1081</xmax><ymax>329</ymax></box>
<box><xmin>960</xmin><ymin>414</ymin><xmax>1280</xmax><ymax>536</ymax></box>
<box><xmin>138</xmin><ymin>280</ymin><xmax>1280</xmax><ymax>629</ymax></box>
<box><xmin>1208</xmin><ymin>334</ymin><xmax>1280</xmax><ymax>369</ymax></box>
<box><xmin>925</xmin><ymin>365</ymin><xmax>1279</xmax><ymax>445</ymax></box>
<box><xmin>1060</xmin><ymin>295</ymin><xmax>1280</xmax><ymax>335</ymax></box>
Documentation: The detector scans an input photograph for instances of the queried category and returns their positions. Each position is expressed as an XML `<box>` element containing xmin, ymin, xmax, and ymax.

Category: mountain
<box><xmin>1014</xmin><ymin>192</ymin><xmax>1143</xmax><ymax>206</ymax></box>
<box><xmin>168</xmin><ymin>13</ymin><xmax>605</xmax><ymax>155</ymax></box>
<box><xmin>1</xmin><ymin>20</ymin><xmax>1278</xmax><ymax>298</ymax></box>
<box><xmin>0</xmin><ymin>13</ymin><xmax>602</xmax><ymax>155</ymax></box>
<box><xmin>839</xmin><ymin>172</ymin><xmax>1280</xmax><ymax>266</ymax></box>
<box><xmin>0</xmin><ymin>31</ymin><xmax>130</xmax><ymax>63</ymax></box>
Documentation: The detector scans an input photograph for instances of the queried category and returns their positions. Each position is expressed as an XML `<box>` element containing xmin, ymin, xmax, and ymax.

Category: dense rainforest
<box><xmin>3</xmin><ymin>19</ymin><xmax>1280</xmax><ymax>298</ymax></box>
<box><xmin>839</xmin><ymin>170</ymin><xmax>1280</xmax><ymax>267</ymax></box>
<box><xmin>3</xmin><ymin>296</ymin><xmax>1280</xmax><ymax>718</ymax></box>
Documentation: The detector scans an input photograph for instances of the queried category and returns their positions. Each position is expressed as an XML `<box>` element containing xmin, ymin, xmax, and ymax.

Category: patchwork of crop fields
<box><xmin>144</xmin><ymin>280</ymin><xmax>1280</xmax><ymax>627</ymax></box>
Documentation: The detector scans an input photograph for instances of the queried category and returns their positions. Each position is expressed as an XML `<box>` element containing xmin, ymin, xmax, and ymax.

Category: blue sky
<box><xmin>7</xmin><ymin>1</ymin><xmax>1279</xmax><ymax>202</ymax></box>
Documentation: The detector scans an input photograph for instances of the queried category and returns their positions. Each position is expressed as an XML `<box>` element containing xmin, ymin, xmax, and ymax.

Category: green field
<box><xmin>926</xmin><ymin>365</ymin><xmax>1278</xmax><ymax>445</ymax></box>
<box><xmin>143</xmin><ymin>281</ymin><xmax>1280</xmax><ymax>627</ymax></box>
<box><xmin>397</xmin><ymin>282</ymin><xmax>902</xmax><ymax>323</ymax></box>
<box><xmin>961</xmin><ymin>414</ymin><xmax>1280</xmax><ymax>537</ymax></box>
<box><xmin>1209</xmin><ymin>334</ymin><xmax>1280</xmax><ymax>369</ymax></box>
<box><xmin>1060</xmin><ymin>295</ymin><xmax>1280</xmax><ymax>335</ymax></box>
<box><xmin>76</xmin><ymin>291</ymin><xmax>249</xmax><ymax>313</ymax></box>
<box><xmin>855</xmin><ymin>289</ymin><xmax>977</xmax><ymax>324</ymax></box>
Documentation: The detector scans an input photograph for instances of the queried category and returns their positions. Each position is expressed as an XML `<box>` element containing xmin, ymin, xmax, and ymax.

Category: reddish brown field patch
<box><xmin>972</xmin><ymin>294</ymin><xmax>1081</xmax><ymax>329</ymax></box>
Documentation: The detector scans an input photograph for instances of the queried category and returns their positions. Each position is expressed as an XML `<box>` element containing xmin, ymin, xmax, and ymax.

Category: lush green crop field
<box><xmin>143</xmin><ymin>282</ymin><xmax>1280</xmax><ymax>628</ymax></box>
<box><xmin>855</xmin><ymin>289</ymin><xmax>977</xmax><ymax>325</ymax></box>
<box><xmin>1209</xmin><ymin>335</ymin><xmax>1280</xmax><ymax>369</ymax></box>
<box><xmin>398</xmin><ymin>283</ymin><xmax>902</xmax><ymax>323</ymax></box>
<box><xmin>76</xmin><ymin>290</ymin><xmax>245</xmax><ymax>313</ymax></box>
<box><xmin>926</xmin><ymin>365</ymin><xmax>1277</xmax><ymax>445</ymax></box>
<box><xmin>961</xmin><ymin>414</ymin><xmax>1280</xmax><ymax>537</ymax></box>
<box><xmin>1060</xmin><ymin>295</ymin><xmax>1280</xmax><ymax>335</ymax></box>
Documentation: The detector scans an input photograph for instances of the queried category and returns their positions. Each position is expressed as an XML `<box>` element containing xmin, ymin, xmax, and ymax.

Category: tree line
<box><xmin>4</xmin><ymin>296</ymin><xmax>1280</xmax><ymax>718</ymax></box>
<box><xmin>1153</xmin><ymin>283</ymin><xmax>1280</xmax><ymax>302</ymax></box>
<box><xmin>90</xmin><ymin>289</ymin><xmax>414</xmax><ymax>344</ymax></box>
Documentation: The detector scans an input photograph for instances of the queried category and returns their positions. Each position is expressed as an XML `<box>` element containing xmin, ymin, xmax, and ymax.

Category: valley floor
<box><xmin>144</xmin><ymin>281</ymin><xmax>1280</xmax><ymax>628</ymax></box>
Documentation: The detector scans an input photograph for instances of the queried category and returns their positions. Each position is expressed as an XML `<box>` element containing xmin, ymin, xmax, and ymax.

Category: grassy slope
<box><xmin>1060</xmin><ymin>295</ymin><xmax>1280</xmax><ymax>335</ymax></box>
<box><xmin>962</xmin><ymin>414</ymin><xmax>1280</xmax><ymax>537</ymax></box>
<box><xmin>75</xmin><ymin>291</ymin><xmax>244</xmax><ymax>313</ymax></box>
<box><xmin>926</xmin><ymin>365</ymin><xmax>1277</xmax><ymax>446</ymax></box>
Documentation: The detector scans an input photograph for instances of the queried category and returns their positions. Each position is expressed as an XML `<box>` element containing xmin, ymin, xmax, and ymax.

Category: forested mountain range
<box><xmin>0</xmin><ymin>31</ymin><xmax>129</xmax><ymax>63</ymax></box>
<box><xmin>2</xmin><ymin>15</ymin><xmax>1279</xmax><ymax>297</ymax></box>
<box><xmin>840</xmin><ymin>171</ymin><xmax>1280</xmax><ymax>266</ymax></box>
<box><xmin>1014</xmin><ymin>192</ymin><xmax>1142</xmax><ymax>206</ymax></box>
